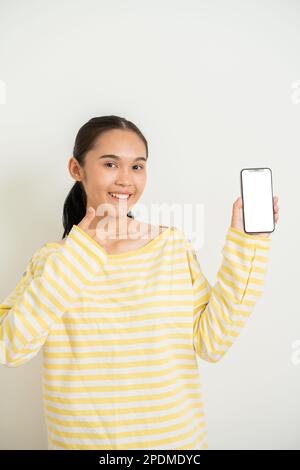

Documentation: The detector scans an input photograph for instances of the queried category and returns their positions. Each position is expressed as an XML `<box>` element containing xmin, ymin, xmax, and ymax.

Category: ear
<box><xmin>68</xmin><ymin>156</ymin><xmax>83</xmax><ymax>182</ymax></box>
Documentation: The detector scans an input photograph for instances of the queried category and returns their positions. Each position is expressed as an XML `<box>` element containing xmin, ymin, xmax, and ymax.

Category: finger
<box><xmin>234</xmin><ymin>196</ymin><xmax>243</xmax><ymax>209</ymax></box>
<box><xmin>78</xmin><ymin>206</ymin><xmax>96</xmax><ymax>230</ymax></box>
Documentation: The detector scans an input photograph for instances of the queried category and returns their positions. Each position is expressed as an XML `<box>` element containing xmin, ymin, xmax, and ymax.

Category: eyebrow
<box><xmin>98</xmin><ymin>154</ymin><xmax>147</xmax><ymax>162</ymax></box>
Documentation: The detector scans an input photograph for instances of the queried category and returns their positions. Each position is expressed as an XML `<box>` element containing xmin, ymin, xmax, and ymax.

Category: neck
<box><xmin>88</xmin><ymin>214</ymin><xmax>135</xmax><ymax>239</ymax></box>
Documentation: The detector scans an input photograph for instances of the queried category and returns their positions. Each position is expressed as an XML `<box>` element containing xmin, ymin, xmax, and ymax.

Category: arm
<box><xmin>186</xmin><ymin>226</ymin><xmax>271</xmax><ymax>363</ymax></box>
<box><xmin>0</xmin><ymin>225</ymin><xmax>107</xmax><ymax>367</ymax></box>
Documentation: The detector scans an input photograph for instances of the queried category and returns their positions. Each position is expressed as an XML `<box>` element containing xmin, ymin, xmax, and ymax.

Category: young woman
<box><xmin>0</xmin><ymin>116</ymin><xmax>279</xmax><ymax>450</ymax></box>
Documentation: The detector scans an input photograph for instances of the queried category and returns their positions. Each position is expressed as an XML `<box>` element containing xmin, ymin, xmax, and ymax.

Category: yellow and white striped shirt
<box><xmin>0</xmin><ymin>224</ymin><xmax>271</xmax><ymax>450</ymax></box>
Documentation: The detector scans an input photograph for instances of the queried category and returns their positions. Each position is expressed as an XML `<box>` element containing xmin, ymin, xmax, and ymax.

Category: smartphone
<box><xmin>240</xmin><ymin>167</ymin><xmax>275</xmax><ymax>234</ymax></box>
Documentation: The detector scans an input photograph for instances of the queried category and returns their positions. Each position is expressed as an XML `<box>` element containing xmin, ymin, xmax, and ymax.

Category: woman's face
<box><xmin>69</xmin><ymin>129</ymin><xmax>147</xmax><ymax>220</ymax></box>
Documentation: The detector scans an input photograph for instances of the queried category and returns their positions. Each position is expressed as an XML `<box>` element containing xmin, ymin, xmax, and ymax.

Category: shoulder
<box><xmin>144</xmin><ymin>223</ymin><xmax>187</xmax><ymax>240</ymax></box>
<box><xmin>29</xmin><ymin>241</ymin><xmax>64</xmax><ymax>277</ymax></box>
<box><xmin>149</xmin><ymin>223</ymin><xmax>190</xmax><ymax>248</ymax></box>
<box><xmin>146</xmin><ymin>223</ymin><xmax>179</xmax><ymax>241</ymax></box>
<box><xmin>166</xmin><ymin>225</ymin><xmax>189</xmax><ymax>242</ymax></box>
<box><xmin>48</xmin><ymin>239</ymin><xmax>66</xmax><ymax>246</ymax></box>
<box><xmin>167</xmin><ymin>226</ymin><xmax>197</xmax><ymax>256</ymax></box>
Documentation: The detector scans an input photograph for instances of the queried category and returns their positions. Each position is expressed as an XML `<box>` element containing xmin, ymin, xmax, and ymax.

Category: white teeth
<box><xmin>109</xmin><ymin>193</ymin><xmax>131</xmax><ymax>199</ymax></box>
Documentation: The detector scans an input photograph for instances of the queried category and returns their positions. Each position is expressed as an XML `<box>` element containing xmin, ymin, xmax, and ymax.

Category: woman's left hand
<box><xmin>230</xmin><ymin>195</ymin><xmax>279</xmax><ymax>238</ymax></box>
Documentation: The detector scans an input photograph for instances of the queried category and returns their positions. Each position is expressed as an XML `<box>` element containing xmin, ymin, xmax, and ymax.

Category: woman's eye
<box><xmin>104</xmin><ymin>162</ymin><xmax>117</xmax><ymax>168</ymax></box>
<box><xmin>133</xmin><ymin>165</ymin><xmax>144</xmax><ymax>170</ymax></box>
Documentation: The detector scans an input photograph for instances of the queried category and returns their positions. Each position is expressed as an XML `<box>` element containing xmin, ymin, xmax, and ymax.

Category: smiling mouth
<box><xmin>108</xmin><ymin>192</ymin><xmax>133</xmax><ymax>201</ymax></box>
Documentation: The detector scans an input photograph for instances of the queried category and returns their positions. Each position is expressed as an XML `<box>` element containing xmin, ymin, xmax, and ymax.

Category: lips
<box><xmin>108</xmin><ymin>192</ymin><xmax>133</xmax><ymax>201</ymax></box>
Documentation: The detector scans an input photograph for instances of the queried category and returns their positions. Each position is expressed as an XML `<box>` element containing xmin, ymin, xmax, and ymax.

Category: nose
<box><xmin>115</xmin><ymin>168</ymin><xmax>133</xmax><ymax>187</ymax></box>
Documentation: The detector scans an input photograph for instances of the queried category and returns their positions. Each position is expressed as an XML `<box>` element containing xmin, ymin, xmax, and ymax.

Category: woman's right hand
<box><xmin>77</xmin><ymin>206</ymin><xmax>107</xmax><ymax>247</ymax></box>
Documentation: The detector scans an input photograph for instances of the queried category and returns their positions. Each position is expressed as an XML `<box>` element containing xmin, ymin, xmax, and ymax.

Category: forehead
<box><xmin>92</xmin><ymin>129</ymin><xmax>146</xmax><ymax>159</ymax></box>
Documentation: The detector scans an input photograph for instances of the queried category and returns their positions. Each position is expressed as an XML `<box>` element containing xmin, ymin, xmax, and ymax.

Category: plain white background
<box><xmin>0</xmin><ymin>0</ymin><xmax>299</xmax><ymax>449</ymax></box>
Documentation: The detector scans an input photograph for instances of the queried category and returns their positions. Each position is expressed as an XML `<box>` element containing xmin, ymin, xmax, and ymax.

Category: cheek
<box><xmin>140</xmin><ymin>175</ymin><xmax>147</xmax><ymax>191</ymax></box>
<box><xmin>135</xmin><ymin>171</ymin><xmax>147</xmax><ymax>187</ymax></box>
<box><xmin>90</xmin><ymin>168</ymin><xmax>114</xmax><ymax>188</ymax></box>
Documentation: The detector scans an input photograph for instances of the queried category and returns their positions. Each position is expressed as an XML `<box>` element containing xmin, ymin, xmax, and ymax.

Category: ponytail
<box><xmin>62</xmin><ymin>181</ymin><xmax>86</xmax><ymax>239</ymax></box>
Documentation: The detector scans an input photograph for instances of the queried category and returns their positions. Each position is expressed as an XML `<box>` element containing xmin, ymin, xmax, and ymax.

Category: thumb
<box><xmin>231</xmin><ymin>197</ymin><xmax>244</xmax><ymax>230</ymax></box>
<box><xmin>233</xmin><ymin>196</ymin><xmax>243</xmax><ymax>210</ymax></box>
<box><xmin>78</xmin><ymin>206</ymin><xmax>96</xmax><ymax>230</ymax></box>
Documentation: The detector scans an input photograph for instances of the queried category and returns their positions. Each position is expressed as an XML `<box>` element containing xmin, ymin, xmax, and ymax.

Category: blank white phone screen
<box><xmin>241</xmin><ymin>168</ymin><xmax>274</xmax><ymax>233</ymax></box>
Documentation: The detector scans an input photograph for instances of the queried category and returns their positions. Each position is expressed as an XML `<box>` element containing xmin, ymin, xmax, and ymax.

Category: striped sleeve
<box><xmin>186</xmin><ymin>226</ymin><xmax>272</xmax><ymax>363</ymax></box>
<box><xmin>0</xmin><ymin>225</ymin><xmax>107</xmax><ymax>367</ymax></box>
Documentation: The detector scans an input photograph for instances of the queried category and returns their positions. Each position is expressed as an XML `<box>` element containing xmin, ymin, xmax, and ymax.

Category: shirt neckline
<box><xmin>45</xmin><ymin>226</ymin><xmax>172</xmax><ymax>259</ymax></box>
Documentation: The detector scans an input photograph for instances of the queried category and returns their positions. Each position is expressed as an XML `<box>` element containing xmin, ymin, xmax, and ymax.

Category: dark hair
<box><xmin>62</xmin><ymin>115</ymin><xmax>148</xmax><ymax>239</ymax></box>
